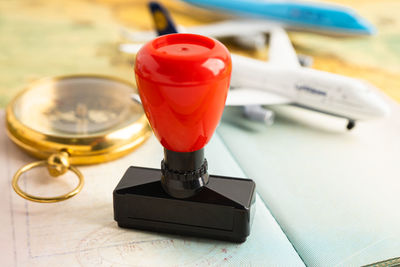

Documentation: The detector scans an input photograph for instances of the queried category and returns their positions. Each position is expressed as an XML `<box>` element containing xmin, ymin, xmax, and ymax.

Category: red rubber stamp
<box><xmin>113</xmin><ymin>33</ymin><xmax>256</xmax><ymax>242</ymax></box>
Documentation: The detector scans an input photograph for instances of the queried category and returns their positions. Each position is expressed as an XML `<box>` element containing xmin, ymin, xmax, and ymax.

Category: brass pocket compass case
<box><xmin>6</xmin><ymin>75</ymin><xmax>151</xmax><ymax>203</ymax></box>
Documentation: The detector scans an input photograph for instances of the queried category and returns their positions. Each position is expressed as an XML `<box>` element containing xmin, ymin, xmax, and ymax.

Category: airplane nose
<box><xmin>355</xmin><ymin>16</ymin><xmax>377</xmax><ymax>35</ymax></box>
<box><xmin>367</xmin><ymin>94</ymin><xmax>390</xmax><ymax>118</ymax></box>
<box><xmin>375</xmin><ymin>99</ymin><xmax>390</xmax><ymax>117</ymax></box>
<box><xmin>356</xmin><ymin>81</ymin><xmax>390</xmax><ymax>119</ymax></box>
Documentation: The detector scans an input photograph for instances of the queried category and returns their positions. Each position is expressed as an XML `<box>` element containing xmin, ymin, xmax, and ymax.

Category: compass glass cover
<box><xmin>13</xmin><ymin>76</ymin><xmax>143</xmax><ymax>137</ymax></box>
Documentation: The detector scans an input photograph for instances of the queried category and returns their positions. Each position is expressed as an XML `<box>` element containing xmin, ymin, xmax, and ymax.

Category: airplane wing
<box><xmin>193</xmin><ymin>21</ymin><xmax>307</xmax><ymax>68</ymax></box>
<box><xmin>119</xmin><ymin>43</ymin><xmax>143</xmax><ymax>54</ymax></box>
<box><xmin>121</xmin><ymin>19</ymin><xmax>277</xmax><ymax>43</ymax></box>
<box><xmin>188</xmin><ymin>20</ymin><xmax>277</xmax><ymax>38</ymax></box>
<box><xmin>268</xmin><ymin>27</ymin><xmax>301</xmax><ymax>68</ymax></box>
<box><xmin>121</xmin><ymin>26</ymin><xmax>301</xmax><ymax>67</ymax></box>
<box><xmin>193</xmin><ymin>20</ymin><xmax>301</xmax><ymax>69</ymax></box>
<box><xmin>120</xmin><ymin>27</ymin><xmax>157</xmax><ymax>43</ymax></box>
<box><xmin>226</xmin><ymin>88</ymin><xmax>291</xmax><ymax>106</ymax></box>
<box><xmin>120</xmin><ymin>25</ymin><xmax>188</xmax><ymax>42</ymax></box>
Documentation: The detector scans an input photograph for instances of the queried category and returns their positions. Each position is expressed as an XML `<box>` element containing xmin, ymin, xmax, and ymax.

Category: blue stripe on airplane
<box><xmin>181</xmin><ymin>0</ymin><xmax>375</xmax><ymax>35</ymax></box>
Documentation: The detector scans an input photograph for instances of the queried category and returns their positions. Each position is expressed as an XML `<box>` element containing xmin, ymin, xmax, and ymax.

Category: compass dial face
<box><xmin>13</xmin><ymin>76</ymin><xmax>143</xmax><ymax>137</ymax></box>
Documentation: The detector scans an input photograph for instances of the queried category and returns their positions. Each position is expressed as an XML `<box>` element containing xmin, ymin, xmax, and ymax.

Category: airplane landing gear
<box><xmin>243</xmin><ymin>105</ymin><xmax>275</xmax><ymax>125</ymax></box>
<box><xmin>347</xmin><ymin>120</ymin><xmax>356</xmax><ymax>130</ymax></box>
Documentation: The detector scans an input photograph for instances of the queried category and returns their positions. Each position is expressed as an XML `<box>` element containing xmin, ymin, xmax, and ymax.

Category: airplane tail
<box><xmin>149</xmin><ymin>1</ymin><xmax>178</xmax><ymax>36</ymax></box>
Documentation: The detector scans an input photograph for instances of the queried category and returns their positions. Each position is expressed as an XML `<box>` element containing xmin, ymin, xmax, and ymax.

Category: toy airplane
<box><xmin>120</xmin><ymin>2</ymin><xmax>389</xmax><ymax>130</ymax></box>
<box><xmin>122</xmin><ymin>0</ymin><xmax>376</xmax><ymax>49</ymax></box>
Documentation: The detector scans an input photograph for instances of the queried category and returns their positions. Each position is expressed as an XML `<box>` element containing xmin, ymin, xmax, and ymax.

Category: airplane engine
<box><xmin>234</xmin><ymin>34</ymin><xmax>267</xmax><ymax>50</ymax></box>
<box><xmin>346</xmin><ymin>120</ymin><xmax>356</xmax><ymax>130</ymax></box>
<box><xmin>243</xmin><ymin>105</ymin><xmax>275</xmax><ymax>125</ymax></box>
<box><xmin>297</xmin><ymin>54</ymin><xmax>313</xmax><ymax>67</ymax></box>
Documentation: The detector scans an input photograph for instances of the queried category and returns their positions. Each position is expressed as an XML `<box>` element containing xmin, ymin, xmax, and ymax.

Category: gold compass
<box><xmin>6</xmin><ymin>75</ymin><xmax>151</xmax><ymax>203</ymax></box>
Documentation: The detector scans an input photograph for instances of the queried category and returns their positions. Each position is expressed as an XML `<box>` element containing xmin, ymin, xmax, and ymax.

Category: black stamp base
<box><xmin>113</xmin><ymin>166</ymin><xmax>256</xmax><ymax>243</ymax></box>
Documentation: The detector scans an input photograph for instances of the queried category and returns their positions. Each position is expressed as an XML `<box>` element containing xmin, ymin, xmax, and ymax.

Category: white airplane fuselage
<box><xmin>230</xmin><ymin>54</ymin><xmax>389</xmax><ymax>121</ymax></box>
